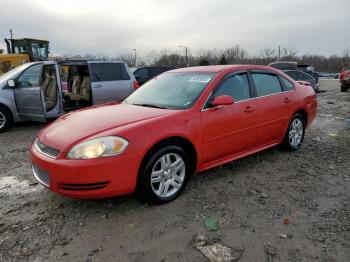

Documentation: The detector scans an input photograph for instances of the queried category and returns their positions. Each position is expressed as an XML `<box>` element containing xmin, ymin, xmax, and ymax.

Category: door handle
<box><xmin>94</xmin><ymin>85</ymin><xmax>102</xmax><ymax>88</ymax></box>
<box><xmin>244</xmin><ymin>106</ymin><xmax>255</xmax><ymax>113</ymax></box>
<box><xmin>31</xmin><ymin>91</ymin><xmax>39</xmax><ymax>94</ymax></box>
<box><xmin>283</xmin><ymin>97</ymin><xmax>291</xmax><ymax>103</ymax></box>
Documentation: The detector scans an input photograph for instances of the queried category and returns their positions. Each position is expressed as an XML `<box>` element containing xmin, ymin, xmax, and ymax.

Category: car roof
<box><xmin>136</xmin><ymin>66</ymin><xmax>176</xmax><ymax>69</ymax></box>
<box><xmin>170</xmin><ymin>65</ymin><xmax>278</xmax><ymax>73</ymax></box>
<box><xmin>268</xmin><ymin>61</ymin><xmax>298</xmax><ymax>70</ymax></box>
<box><xmin>56</xmin><ymin>60</ymin><xmax>126</xmax><ymax>66</ymax></box>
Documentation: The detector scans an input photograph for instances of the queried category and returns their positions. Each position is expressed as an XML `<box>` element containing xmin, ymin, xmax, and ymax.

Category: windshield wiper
<box><xmin>132</xmin><ymin>103</ymin><xmax>168</xmax><ymax>109</ymax></box>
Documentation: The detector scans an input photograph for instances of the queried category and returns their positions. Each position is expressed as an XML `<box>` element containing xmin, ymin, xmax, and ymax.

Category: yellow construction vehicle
<box><xmin>0</xmin><ymin>38</ymin><xmax>49</xmax><ymax>75</ymax></box>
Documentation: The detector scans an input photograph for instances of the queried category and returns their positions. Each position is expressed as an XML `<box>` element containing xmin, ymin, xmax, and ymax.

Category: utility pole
<box><xmin>179</xmin><ymin>45</ymin><xmax>189</xmax><ymax>67</ymax></box>
<box><xmin>132</xmin><ymin>48</ymin><xmax>137</xmax><ymax>66</ymax></box>
<box><xmin>278</xmin><ymin>45</ymin><xmax>281</xmax><ymax>60</ymax></box>
<box><xmin>9</xmin><ymin>29</ymin><xmax>13</xmax><ymax>40</ymax></box>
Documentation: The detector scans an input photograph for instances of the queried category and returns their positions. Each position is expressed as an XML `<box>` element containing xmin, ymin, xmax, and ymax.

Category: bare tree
<box><xmin>260</xmin><ymin>48</ymin><xmax>276</xmax><ymax>63</ymax></box>
<box><xmin>60</xmin><ymin>45</ymin><xmax>349</xmax><ymax>72</ymax></box>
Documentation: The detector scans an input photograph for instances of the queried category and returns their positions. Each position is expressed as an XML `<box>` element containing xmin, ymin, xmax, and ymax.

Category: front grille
<box><xmin>61</xmin><ymin>181</ymin><xmax>110</xmax><ymax>191</ymax></box>
<box><xmin>35</xmin><ymin>139</ymin><xmax>60</xmax><ymax>159</ymax></box>
<box><xmin>32</xmin><ymin>164</ymin><xmax>50</xmax><ymax>187</ymax></box>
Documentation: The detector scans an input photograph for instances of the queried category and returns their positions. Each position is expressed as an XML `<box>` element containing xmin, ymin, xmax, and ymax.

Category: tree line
<box><xmin>58</xmin><ymin>45</ymin><xmax>350</xmax><ymax>73</ymax></box>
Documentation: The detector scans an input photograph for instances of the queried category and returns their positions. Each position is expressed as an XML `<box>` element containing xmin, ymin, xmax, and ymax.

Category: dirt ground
<box><xmin>0</xmin><ymin>79</ymin><xmax>349</xmax><ymax>262</ymax></box>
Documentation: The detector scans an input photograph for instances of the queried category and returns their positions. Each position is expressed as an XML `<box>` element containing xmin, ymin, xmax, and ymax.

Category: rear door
<box><xmin>13</xmin><ymin>63</ymin><xmax>46</xmax><ymax>122</ymax></box>
<box><xmin>88</xmin><ymin>62</ymin><xmax>133</xmax><ymax>104</ymax></box>
<box><xmin>250</xmin><ymin>71</ymin><xmax>295</xmax><ymax>146</ymax></box>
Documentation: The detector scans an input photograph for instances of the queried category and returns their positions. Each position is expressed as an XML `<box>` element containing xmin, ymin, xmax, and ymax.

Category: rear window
<box><xmin>149</xmin><ymin>67</ymin><xmax>171</xmax><ymax>76</ymax></box>
<box><xmin>90</xmin><ymin>63</ymin><xmax>130</xmax><ymax>82</ymax></box>
<box><xmin>298</xmin><ymin>71</ymin><xmax>314</xmax><ymax>81</ymax></box>
<box><xmin>284</xmin><ymin>70</ymin><xmax>298</xmax><ymax>79</ymax></box>
<box><xmin>134</xmin><ymin>68</ymin><xmax>149</xmax><ymax>78</ymax></box>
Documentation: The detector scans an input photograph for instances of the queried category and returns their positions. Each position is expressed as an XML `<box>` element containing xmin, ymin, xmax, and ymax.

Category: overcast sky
<box><xmin>0</xmin><ymin>0</ymin><xmax>349</xmax><ymax>57</ymax></box>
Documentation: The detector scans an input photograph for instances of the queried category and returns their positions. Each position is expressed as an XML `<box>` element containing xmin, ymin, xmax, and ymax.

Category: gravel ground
<box><xmin>0</xmin><ymin>79</ymin><xmax>349</xmax><ymax>262</ymax></box>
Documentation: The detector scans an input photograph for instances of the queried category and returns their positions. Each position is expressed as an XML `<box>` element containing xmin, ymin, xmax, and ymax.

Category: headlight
<box><xmin>67</xmin><ymin>136</ymin><xmax>128</xmax><ymax>159</ymax></box>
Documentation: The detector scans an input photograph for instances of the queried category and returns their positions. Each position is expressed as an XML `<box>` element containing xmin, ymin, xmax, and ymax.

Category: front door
<box><xmin>88</xmin><ymin>62</ymin><xmax>133</xmax><ymax>104</ymax></box>
<box><xmin>201</xmin><ymin>72</ymin><xmax>258</xmax><ymax>163</ymax></box>
<box><xmin>13</xmin><ymin>63</ymin><xmax>46</xmax><ymax>122</ymax></box>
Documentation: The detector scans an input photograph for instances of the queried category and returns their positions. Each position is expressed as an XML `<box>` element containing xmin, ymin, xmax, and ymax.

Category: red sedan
<box><xmin>30</xmin><ymin>65</ymin><xmax>317</xmax><ymax>204</ymax></box>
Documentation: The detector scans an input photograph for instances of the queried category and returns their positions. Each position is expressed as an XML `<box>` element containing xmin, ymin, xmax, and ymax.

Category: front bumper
<box><xmin>30</xmin><ymin>143</ymin><xmax>142</xmax><ymax>199</ymax></box>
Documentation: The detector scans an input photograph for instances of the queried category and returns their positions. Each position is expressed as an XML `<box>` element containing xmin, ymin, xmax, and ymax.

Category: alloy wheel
<box><xmin>289</xmin><ymin>118</ymin><xmax>304</xmax><ymax>148</ymax></box>
<box><xmin>150</xmin><ymin>153</ymin><xmax>186</xmax><ymax>198</ymax></box>
<box><xmin>0</xmin><ymin>111</ymin><xmax>6</xmax><ymax>130</ymax></box>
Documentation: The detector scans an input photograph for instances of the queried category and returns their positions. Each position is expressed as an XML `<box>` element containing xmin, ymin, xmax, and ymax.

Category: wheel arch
<box><xmin>294</xmin><ymin>109</ymin><xmax>308</xmax><ymax>126</ymax></box>
<box><xmin>0</xmin><ymin>102</ymin><xmax>14</xmax><ymax>122</ymax></box>
<box><xmin>137</xmin><ymin>136</ymin><xmax>198</xmax><ymax>180</ymax></box>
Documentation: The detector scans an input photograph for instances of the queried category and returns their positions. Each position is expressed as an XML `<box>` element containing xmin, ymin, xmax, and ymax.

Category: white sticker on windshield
<box><xmin>188</xmin><ymin>76</ymin><xmax>212</xmax><ymax>83</ymax></box>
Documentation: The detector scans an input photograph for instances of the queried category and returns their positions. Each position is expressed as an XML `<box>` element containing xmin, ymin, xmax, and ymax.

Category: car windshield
<box><xmin>0</xmin><ymin>63</ymin><xmax>32</xmax><ymax>84</ymax></box>
<box><xmin>125</xmin><ymin>72</ymin><xmax>216</xmax><ymax>110</ymax></box>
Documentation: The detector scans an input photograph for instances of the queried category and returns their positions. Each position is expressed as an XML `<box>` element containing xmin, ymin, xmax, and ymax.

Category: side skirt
<box><xmin>198</xmin><ymin>141</ymin><xmax>281</xmax><ymax>172</ymax></box>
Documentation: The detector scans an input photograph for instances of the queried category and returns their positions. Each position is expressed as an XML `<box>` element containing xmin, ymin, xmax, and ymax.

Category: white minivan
<box><xmin>0</xmin><ymin>60</ymin><xmax>138</xmax><ymax>132</ymax></box>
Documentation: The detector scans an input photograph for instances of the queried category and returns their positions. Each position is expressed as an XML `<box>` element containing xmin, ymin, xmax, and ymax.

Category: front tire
<box><xmin>137</xmin><ymin>145</ymin><xmax>190</xmax><ymax>204</ymax></box>
<box><xmin>283</xmin><ymin>114</ymin><xmax>305</xmax><ymax>151</ymax></box>
<box><xmin>0</xmin><ymin>106</ymin><xmax>13</xmax><ymax>133</ymax></box>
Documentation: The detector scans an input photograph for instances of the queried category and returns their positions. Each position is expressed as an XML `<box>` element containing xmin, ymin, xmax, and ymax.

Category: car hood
<box><xmin>38</xmin><ymin>103</ymin><xmax>177</xmax><ymax>152</ymax></box>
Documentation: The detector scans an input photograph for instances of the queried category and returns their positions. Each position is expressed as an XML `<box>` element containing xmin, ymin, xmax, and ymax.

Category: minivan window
<box><xmin>214</xmin><ymin>73</ymin><xmax>250</xmax><ymax>102</ymax></box>
<box><xmin>280</xmin><ymin>76</ymin><xmax>294</xmax><ymax>91</ymax></box>
<box><xmin>18</xmin><ymin>64</ymin><xmax>42</xmax><ymax>87</ymax></box>
<box><xmin>90</xmin><ymin>63</ymin><xmax>130</xmax><ymax>82</ymax></box>
<box><xmin>251</xmin><ymin>73</ymin><xmax>282</xmax><ymax>97</ymax></box>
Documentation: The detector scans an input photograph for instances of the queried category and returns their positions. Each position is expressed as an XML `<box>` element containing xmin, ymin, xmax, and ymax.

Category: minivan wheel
<box><xmin>283</xmin><ymin>114</ymin><xmax>305</xmax><ymax>151</ymax></box>
<box><xmin>0</xmin><ymin>106</ymin><xmax>13</xmax><ymax>133</ymax></box>
<box><xmin>137</xmin><ymin>145</ymin><xmax>190</xmax><ymax>204</ymax></box>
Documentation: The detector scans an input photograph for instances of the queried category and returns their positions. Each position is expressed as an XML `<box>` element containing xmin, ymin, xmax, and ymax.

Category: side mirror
<box><xmin>210</xmin><ymin>95</ymin><xmax>234</xmax><ymax>107</ymax></box>
<box><xmin>7</xmin><ymin>79</ymin><xmax>15</xmax><ymax>88</ymax></box>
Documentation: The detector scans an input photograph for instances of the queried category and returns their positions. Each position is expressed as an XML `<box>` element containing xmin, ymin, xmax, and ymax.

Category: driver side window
<box><xmin>18</xmin><ymin>64</ymin><xmax>42</xmax><ymax>88</ymax></box>
<box><xmin>213</xmin><ymin>73</ymin><xmax>250</xmax><ymax>101</ymax></box>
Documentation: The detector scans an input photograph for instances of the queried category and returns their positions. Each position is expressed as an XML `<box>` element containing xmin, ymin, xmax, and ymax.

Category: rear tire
<box><xmin>282</xmin><ymin>114</ymin><xmax>305</xmax><ymax>151</ymax></box>
<box><xmin>0</xmin><ymin>105</ymin><xmax>13</xmax><ymax>133</ymax></box>
<box><xmin>136</xmin><ymin>145</ymin><xmax>190</xmax><ymax>204</ymax></box>
<box><xmin>340</xmin><ymin>84</ymin><xmax>349</xmax><ymax>92</ymax></box>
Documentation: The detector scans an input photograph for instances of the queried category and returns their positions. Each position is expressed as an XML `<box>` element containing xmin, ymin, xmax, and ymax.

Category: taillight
<box><xmin>133</xmin><ymin>80</ymin><xmax>139</xmax><ymax>89</ymax></box>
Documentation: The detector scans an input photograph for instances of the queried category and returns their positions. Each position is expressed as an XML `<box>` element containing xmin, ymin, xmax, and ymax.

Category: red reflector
<box><xmin>133</xmin><ymin>80</ymin><xmax>139</xmax><ymax>89</ymax></box>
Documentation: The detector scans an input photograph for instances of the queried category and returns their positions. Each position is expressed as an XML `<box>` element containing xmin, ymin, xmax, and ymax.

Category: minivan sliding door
<box><xmin>88</xmin><ymin>62</ymin><xmax>132</xmax><ymax>104</ymax></box>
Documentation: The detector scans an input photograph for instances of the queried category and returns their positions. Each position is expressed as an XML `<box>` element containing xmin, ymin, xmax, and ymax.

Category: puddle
<box><xmin>0</xmin><ymin>176</ymin><xmax>41</xmax><ymax>195</ymax></box>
